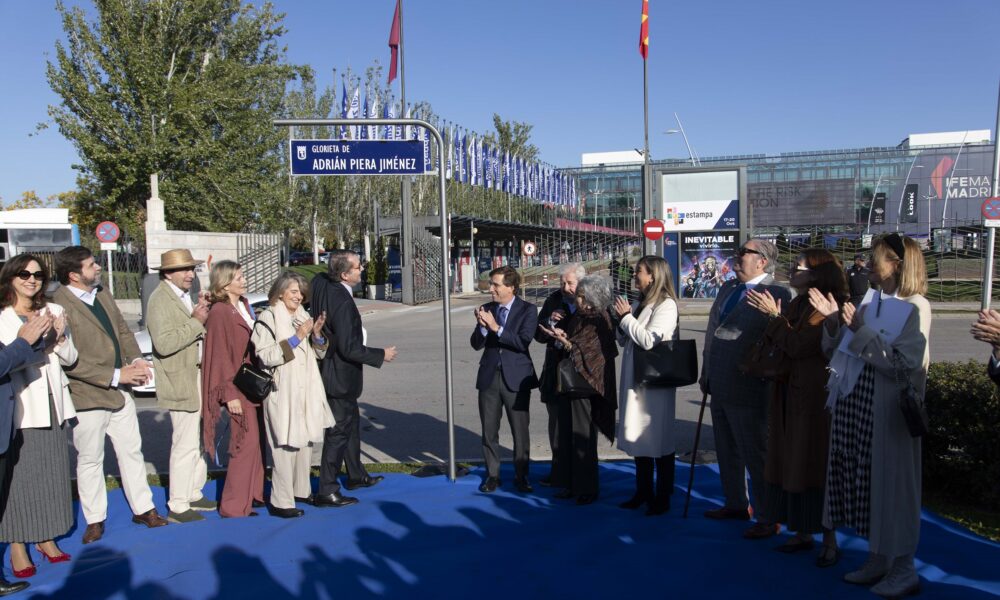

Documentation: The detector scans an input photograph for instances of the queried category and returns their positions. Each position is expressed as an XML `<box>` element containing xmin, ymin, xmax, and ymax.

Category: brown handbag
<box><xmin>738</xmin><ymin>333</ymin><xmax>790</xmax><ymax>381</ymax></box>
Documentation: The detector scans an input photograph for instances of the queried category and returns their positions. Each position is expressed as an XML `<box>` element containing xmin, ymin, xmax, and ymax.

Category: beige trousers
<box><xmin>167</xmin><ymin>405</ymin><xmax>208</xmax><ymax>513</ymax></box>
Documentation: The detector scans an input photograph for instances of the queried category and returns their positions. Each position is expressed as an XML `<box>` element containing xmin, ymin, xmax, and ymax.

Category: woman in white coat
<box><xmin>613</xmin><ymin>255</ymin><xmax>679</xmax><ymax>515</ymax></box>
<box><xmin>0</xmin><ymin>255</ymin><xmax>77</xmax><ymax>578</ymax></box>
<box><xmin>252</xmin><ymin>272</ymin><xmax>334</xmax><ymax>518</ymax></box>
<box><xmin>810</xmin><ymin>233</ymin><xmax>929</xmax><ymax>598</ymax></box>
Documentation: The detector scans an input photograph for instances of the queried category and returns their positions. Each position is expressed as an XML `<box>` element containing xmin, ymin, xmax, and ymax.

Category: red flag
<box><xmin>639</xmin><ymin>0</ymin><xmax>649</xmax><ymax>59</ymax></box>
<box><xmin>388</xmin><ymin>0</ymin><xmax>401</xmax><ymax>83</ymax></box>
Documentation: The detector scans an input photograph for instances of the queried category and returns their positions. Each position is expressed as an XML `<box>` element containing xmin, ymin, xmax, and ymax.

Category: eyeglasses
<box><xmin>15</xmin><ymin>271</ymin><xmax>44</xmax><ymax>281</ymax></box>
<box><xmin>737</xmin><ymin>247</ymin><xmax>762</xmax><ymax>257</ymax></box>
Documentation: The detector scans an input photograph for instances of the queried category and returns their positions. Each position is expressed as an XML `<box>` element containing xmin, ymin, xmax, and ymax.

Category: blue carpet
<box><xmin>13</xmin><ymin>462</ymin><xmax>1000</xmax><ymax>599</ymax></box>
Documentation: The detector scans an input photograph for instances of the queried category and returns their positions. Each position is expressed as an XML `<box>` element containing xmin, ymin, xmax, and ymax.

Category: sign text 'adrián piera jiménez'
<box><xmin>290</xmin><ymin>140</ymin><xmax>425</xmax><ymax>176</ymax></box>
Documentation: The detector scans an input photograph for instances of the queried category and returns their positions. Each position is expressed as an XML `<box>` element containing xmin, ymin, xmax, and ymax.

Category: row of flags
<box><xmin>333</xmin><ymin>79</ymin><xmax>579</xmax><ymax>210</ymax></box>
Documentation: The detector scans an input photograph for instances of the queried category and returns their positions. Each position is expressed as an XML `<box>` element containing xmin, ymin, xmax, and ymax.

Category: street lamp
<box><xmin>664</xmin><ymin>112</ymin><xmax>698</xmax><ymax>166</ymax></box>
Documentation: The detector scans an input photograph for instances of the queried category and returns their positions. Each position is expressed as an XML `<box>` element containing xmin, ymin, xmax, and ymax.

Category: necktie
<box><xmin>719</xmin><ymin>283</ymin><xmax>746</xmax><ymax>322</ymax></box>
<box><xmin>498</xmin><ymin>306</ymin><xmax>509</xmax><ymax>328</ymax></box>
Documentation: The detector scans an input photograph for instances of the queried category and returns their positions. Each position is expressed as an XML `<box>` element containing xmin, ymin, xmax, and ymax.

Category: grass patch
<box><xmin>924</xmin><ymin>490</ymin><xmax>1000</xmax><ymax>542</ymax></box>
<box><xmin>289</xmin><ymin>264</ymin><xmax>326</xmax><ymax>279</ymax></box>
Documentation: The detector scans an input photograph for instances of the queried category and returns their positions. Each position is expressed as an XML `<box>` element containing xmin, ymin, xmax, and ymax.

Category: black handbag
<box><xmin>557</xmin><ymin>357</ymin><xmax>595</xmax><ymax>397</ymax></box>
<box><xmin>738</xmin><ymin>334</ymin><xmax>790</xmax><ymax>381</ymax></box>
<box><xmin>894</xmin><ymin>353</ymin><xmax>928</xmax><ymax>438</ymax></box>
<box><xmin>232</xmin><ymin>319</ymin><xmax>276</xmax><ymax>405</ymax></box>
<box><xmin>632</xmin><ymin>313</ymin><xmax>698</xmax><ymax>388</ymax></box>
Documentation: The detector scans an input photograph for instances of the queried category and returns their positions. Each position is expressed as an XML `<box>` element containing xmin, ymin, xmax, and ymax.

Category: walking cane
<box><xmin>683</xmin><ymin>391</ymin><xmax>709</xmax><ymax>518</ymax></box>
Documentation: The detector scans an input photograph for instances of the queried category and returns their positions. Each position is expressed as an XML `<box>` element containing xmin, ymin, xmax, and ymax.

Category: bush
<box><xmin>924</xmin><ymin>360</ymin><xmax>1000</xmax><ymax>510</ymax></box>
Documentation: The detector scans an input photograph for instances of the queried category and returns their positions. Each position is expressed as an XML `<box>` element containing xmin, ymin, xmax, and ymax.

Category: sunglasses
<box><xmin>736</xmin><ymin>247</ymin><xmax>762</xmax><ymax>257</ymax></box>
<box><xmin>16</xmin><ymin>271</ymin><xmax>45</xmax><ymax>281</ymax></box>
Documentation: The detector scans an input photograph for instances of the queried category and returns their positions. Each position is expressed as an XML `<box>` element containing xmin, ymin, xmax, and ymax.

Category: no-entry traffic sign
<box><xmin>96</xmin><ymin>221</ymin><xmax>120</xmax><ymax>243</ymax></box>
<box><xmin>522</xmin><ymin>241</ymin><xmax>537</xmax><ymax>256</ymax></box>
<box><xmin>643</xmin><ymin>219</ymin><xmax>665</xmax><ymax>241</ymax></box>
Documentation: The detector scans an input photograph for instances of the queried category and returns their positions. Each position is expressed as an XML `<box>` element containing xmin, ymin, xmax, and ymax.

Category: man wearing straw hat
<box><xmin>146</xmin><ymin>249</ymin><xmax>215</xmax><ymax>524</ymax></box>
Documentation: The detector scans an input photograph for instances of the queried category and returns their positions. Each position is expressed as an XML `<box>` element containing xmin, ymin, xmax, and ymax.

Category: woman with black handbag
<box><xmin>810</xmin><ymin>234</ymin><xmax>930</xmax><ymax>598</ymax></box>
<box><xmin>539</xmin><ymin>275</ymin><xmax>618</xmax><ymax>505</ymax></box>
<box><xmin>745</xmin><ymin>249</ymin><xmax>847</xmax><ymax>566</ymax></box>
<box><xmin>201</xmin><ymin>261</ymin><xmax>265</xmax><ymax>518</ymax></box>
<box><xmin>612</xmin><ymin>255</ymin><xmax>679</xmax><ymax>515</ymax></box>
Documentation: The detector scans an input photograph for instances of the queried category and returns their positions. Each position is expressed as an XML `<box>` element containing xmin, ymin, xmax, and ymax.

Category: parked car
<box><xmin>318</xmin><ymin>252</ymin><xmax>331</xmax><ymax>264</ymax></box>
<box><xmin>132</xmin><ymin>292</ymin><xmax>270</xmax><ymax>395</ymax></box>
<box><xmin>288</xmin><ymin>251</ymin><xmax>315</xmax><ymax>266</ymax></box>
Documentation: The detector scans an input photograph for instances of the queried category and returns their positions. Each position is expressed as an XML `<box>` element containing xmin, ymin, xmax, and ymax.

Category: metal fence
<box><xmin>238</xmin><ymin>232</ymin><xmax>284</xmax><ymax>294</ymax></box>
<box><xmin>750</xmin><ymin>219</ymin><xmax>1000</xmax><ymax>302</ymax></box>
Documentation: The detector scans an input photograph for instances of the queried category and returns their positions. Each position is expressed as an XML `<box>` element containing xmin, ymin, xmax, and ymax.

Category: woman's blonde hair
<box><xmin>637</xmin><ymin>255</ymin><xmax>677</xmax><ymax>310</ymax></box>
<box><xmin>208</xmin><ymin>260</ymin><xmax>242</xmax><ymax>303</ymax></box>
<box><xmin>872</xmin><ymin>234</ymin><xmax>927</xmax><ymax>297</ymax></box>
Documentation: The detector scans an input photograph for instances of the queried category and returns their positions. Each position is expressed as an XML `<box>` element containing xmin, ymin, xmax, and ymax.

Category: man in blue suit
<box><xmin>0</xmin><ymin>311</ymin><xmax>54</xmax><ymax>596</ymax></box>
<box><xmin>471</xmin><ymin>266</ymin><xmax>539</xmax><ymax>493</ymax></box>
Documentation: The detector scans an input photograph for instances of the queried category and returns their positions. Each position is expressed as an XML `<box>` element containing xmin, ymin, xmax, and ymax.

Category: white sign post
<box><xmin>96</xmin><ymin>222</ymin><xmax>121</xmax><ymax>296</ymax></box>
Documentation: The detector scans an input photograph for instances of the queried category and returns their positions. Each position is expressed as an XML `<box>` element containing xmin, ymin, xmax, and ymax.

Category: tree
<box><xmin>488</xmin><ymin>114</ymin><xmax>539</xmax><ymax>161</ymax></box>
<box><xmin>4</xmin><ymin>191</ymin><xmax>46</xmax><ymax>211</ymax></box>
<box><xmin>45</xmin><ymin>0</ymin><xmax>300</xmax><ymax>237</ymax></box>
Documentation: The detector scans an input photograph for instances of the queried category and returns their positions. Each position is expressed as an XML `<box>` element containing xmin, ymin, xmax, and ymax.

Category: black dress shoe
<box><xmin>312</xmin><ymin>492</ymin><xmax>360</xmax><ymax>508</ymax></box>
<box><xmin>478</xmin><ymin>477</ymin><xmax>500</xmax><ymax>493</ymax></box>
<box><xmin>252</xmin><ymin>500</ymin><xmax>266</xmax><ymax>508</ymax></box>
<box><xmin>344</xmin><ymin>475</ymin><xmax>384</xmax><ymax>491</ymax></box>
<box><xmin>268</xmin><ymin>505</ymin><xmax>305</xmax><ymax>518</ymax></box>
<box><xmin>0</xmin><ymin>579</ymin><xmax>29</xmax><ymax>596</ymax></box>
<box><xmin>553</xmin><ymin>489</ymin><xmax>575</xmax><ymax>499</ymax></box>
<box><xmin>514</xmin><ymin>478</ymin><xmax>534</xmax><ymax>493</ymax></box>
<box><xmin>538</xmin><ymin>476</ymin><xmax>554</xmax><ymax>487</ymax></box>
<box><xmin>294</xmin><ymin>496</ymin><xmax>315</xmax><ymax>505</ymax></box>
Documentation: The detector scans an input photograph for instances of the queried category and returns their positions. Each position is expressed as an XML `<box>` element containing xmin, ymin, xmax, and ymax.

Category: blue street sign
<box><xmin>290</xmin><ymin>140</ymin><xmax>425</xmax><ymax>176</ymax></box>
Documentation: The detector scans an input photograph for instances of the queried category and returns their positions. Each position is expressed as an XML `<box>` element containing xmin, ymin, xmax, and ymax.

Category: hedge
<box><xmin>924</xmin><ymin>360</ymin><xmax>1000</xmax><ymax>511</ymax></box>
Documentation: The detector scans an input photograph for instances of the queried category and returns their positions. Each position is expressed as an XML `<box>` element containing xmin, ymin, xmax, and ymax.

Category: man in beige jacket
<box><xmin>146</xmin><ymin>249</ymin><xmax>216</xmax><ymax>524</ymax></box>
<box><xmin>53</xmin><ymin>246</ymin><xmax>168</xmax><ymax>545</ymax></box>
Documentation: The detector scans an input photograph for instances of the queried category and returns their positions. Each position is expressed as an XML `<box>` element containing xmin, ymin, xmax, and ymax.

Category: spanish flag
<box><xmin>639</xmin><ymin>0</ymin><xmax>649</xmax><ymax>59</ymax></box>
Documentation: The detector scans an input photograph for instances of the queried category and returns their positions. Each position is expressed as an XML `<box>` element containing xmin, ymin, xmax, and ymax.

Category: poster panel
<box><xmin>679</xmin><ymin>231</ymin><xmax>738</xmax><ymax>299</ymax></box>
<box><xmin>661</xmin><ymin>170</ymin><xmax>739</xmax><ymax>232</ymax></box>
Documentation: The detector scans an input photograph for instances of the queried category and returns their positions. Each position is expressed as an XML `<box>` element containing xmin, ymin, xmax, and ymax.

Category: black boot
<box><xmin>620</xmin><ymin>457</ymin><xmax>654</xmax><ymax>509</ymax></box>
<box><xmin>646</xmin><ymin>453</ymin><xmax>675</xmax><ymax>516</ymax></box>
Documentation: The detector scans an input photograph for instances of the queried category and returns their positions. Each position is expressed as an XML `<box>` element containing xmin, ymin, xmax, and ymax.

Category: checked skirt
<box><xmin>825</xmin><ymin>363</ymin><xmax>875</xmax><ymax>538</ymax></box>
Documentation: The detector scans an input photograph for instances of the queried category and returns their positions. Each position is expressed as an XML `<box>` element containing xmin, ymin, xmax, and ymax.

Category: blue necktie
<box><xmin>719</xmin><ymin>283</ymin><xmax>746</xmax><ymax>322</ymax></box>
<box><xmin>498</xmin><ymin>306</ymin><xmax>509</xmax><ymax>328</ymax></box>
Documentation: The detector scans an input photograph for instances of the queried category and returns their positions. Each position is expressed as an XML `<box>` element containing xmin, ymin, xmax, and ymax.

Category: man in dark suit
<box><xmin>700</xmin><ymin>238</ymin><xmax>791</xmax><ymax>539</ymax></box>
<box><xmin>471</xmin><ymin>266</ymin><xmax>539</xmax><ymax>493</ymax></box>
<box><xmin>0</xmin><ymin>313</ymin><xmax>52</xmax><ymax>596</ymax></box>
<box><xmin>310</xmin><ymin>250</ymin><xmax>397</xmax><ymax>507</ymax></box>
<box><xmin>534</xmin><ymin>263</ymin><xmax>584</xmax><ymax>486</ymax></box>
<box><xmin>846</xmin><ymin>253</ymin><xmax>871</xmax><ymax>307</ymax></box>
<box><xmin>971</xmin><ymin>308</ymin><xmax>1000</xmax><ymax>385</ymax></box>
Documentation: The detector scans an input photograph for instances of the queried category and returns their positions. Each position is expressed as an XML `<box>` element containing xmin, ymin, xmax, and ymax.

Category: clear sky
<box><xmin>2</xmin><ymin>0</ymin><xmax>999</xmax><ymax>205</ymax></box>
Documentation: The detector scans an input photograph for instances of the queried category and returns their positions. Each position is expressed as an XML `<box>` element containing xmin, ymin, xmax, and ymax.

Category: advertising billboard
<box><xmin>678</xmin><ymin>232</ymin><xmax>738</xmax><ymax>299</ymax></box>
<box><xmin>660</xmin><ymin>170</ymin><xmax>740</xmax><ymax>231</ymax></box>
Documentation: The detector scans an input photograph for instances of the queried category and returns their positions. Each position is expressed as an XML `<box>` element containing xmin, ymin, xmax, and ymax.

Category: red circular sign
<box><xmin>95</xmin><ymin>221</ymin><xmax>120</xmax><ymax>243</ymax></box>
<box><xmin>643</xmin><ymin>219</ymin><xmax>665</xmax><ymax>241</ymax></box>
<box><xmin>982</xmin><ymin>197</ymin><xmax>1000</xmax><ymax>219</ymax></box>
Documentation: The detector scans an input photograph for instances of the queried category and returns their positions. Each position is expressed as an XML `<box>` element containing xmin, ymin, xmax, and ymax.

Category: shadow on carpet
<box><xmin>14</xmin><ymin>462</ymin><xmax>1000</xmax><ymax>599</ymax></box>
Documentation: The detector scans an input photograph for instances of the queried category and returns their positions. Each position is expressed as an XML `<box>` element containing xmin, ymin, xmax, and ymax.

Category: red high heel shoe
<box><xmin>9</xmin><ymin>558</ymin><xmax>35</xmax><ymax>579</ymax></box>
<box><xmin>34</xmin><ymin>544</ymin><xmax>71</xmax><ymax>564</ymax></box>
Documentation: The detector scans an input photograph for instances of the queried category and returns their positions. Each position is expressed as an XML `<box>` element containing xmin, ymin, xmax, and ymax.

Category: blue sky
<box><xmin>2</xmin><ymin>0</ymin><xmax>999</xmax><ymax>204</ymax></box>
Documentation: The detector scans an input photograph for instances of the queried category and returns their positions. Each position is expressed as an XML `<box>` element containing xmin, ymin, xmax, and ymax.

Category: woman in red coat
<box><xmin>201</xmin><ymin>260</ymin><xmax>264</xmax><ymax>517</ymax></box>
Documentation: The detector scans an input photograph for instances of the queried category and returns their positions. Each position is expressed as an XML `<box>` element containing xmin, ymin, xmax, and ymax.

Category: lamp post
<box><xmin>665</xmin><ymin>113</ymin><xmax>698</xmax><ymax>166</ymax></box>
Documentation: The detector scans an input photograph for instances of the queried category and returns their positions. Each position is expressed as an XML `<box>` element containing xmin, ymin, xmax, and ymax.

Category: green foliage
<box><xmin>366</xmin><ymin>238</ymin><xmax>387</xmax><ymax>284</ymax></box>
<box><xmin>486</xmin><ymin>114</ymin><xmax>538</xmax><ymax>161</ymax></box>
<box><xmin>924</xmin><ymin>360</ymin><xmax>1000</xmax><ymax>510</ymax></box>
<box><xmin>46</xmin><ymin>0</ymin><xmax>300</xmax><ymax>236</ymax></box>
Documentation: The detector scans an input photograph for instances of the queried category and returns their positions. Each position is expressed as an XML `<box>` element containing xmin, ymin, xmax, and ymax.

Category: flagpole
<box><xmin>643</xmin><ymin>56</ymin><xmax>651</xmax><ymax>254</ymax></box>
<box><xmin>396</xmin><ymin>0</ymin><xmax>415</xmax><ymax>305</ymax></box>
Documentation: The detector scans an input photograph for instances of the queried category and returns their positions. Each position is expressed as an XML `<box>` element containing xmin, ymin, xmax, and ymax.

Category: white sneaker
<box><xmin>870</xmin><ymin>557</ymin><xmax>920</xmax><ymax>599</ymax></box>
<box><xmin>843</xmin><ymin>552</ymin><xmax>889</xmax><ymax>585</ymax></box>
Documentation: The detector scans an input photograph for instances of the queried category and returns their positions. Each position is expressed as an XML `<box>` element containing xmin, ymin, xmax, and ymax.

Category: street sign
<box><xmin>290</xmin><ymin>140</ymin><xmax>424</xmax><ymax>176</ymax></box>
<box><xmin>982</xmin><ymin>197</ymin><xmax>1000</xmax><ymax>227</ymax></box>
<box><xmin>643</xmin><ymin>219</ymin><xmax>665</xmax><ymax>241</ymax></box>
<box><xmin>96</xmin><ymin>221</ymin><xmax>120</xmax><ymax>243</ymax></box>
<box><xmin>100</xmin><ymin>242</ymin><xmax>118</xmax><ymax>251</ymax></box>
<box><xmin>522</xmin><ymin>241</ymin><xmax>537</xmax><ymax>256</ymax></box>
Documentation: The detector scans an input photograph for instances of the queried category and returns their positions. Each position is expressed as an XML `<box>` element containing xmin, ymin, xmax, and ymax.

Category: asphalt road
<box><xmin>85</xmin><ymin>297</ymin><xmax>991</xmax><ymax>477</ymax></box>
